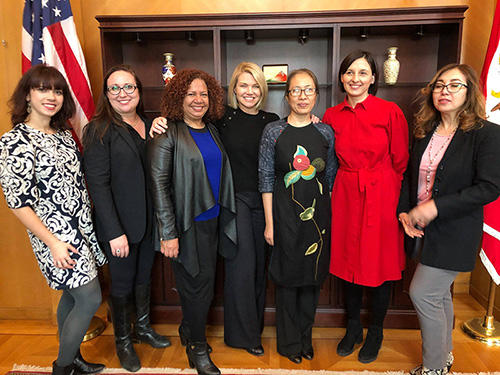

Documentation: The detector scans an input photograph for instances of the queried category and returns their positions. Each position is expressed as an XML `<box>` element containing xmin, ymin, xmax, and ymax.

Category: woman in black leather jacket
<box><xmin>148</xmin><ymin>69</ymin><xmax>237</xmax><ymax>375</ymax></box>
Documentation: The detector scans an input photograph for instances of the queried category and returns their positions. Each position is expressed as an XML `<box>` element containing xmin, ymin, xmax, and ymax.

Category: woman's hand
<box><xmin>311</xmin><ymin>114</ymin><xmax>320</xmax><ymax>124</ymax></box>
<box><xmin>149</xmin><ymin>117</ymin><xmax>168</xmax><ymax>138</ymax></box>
<box><xmin>109</xmin><ymin>234</ymin><xmax>129</xmax><ymax>258</ymax></box>
<box><xmin>49</xmin><ymin>239</ymin><xmax>78</xmax><ymax>269</ymax></box>
<box><xmin>264</xmin><ymin>224</ymin><xmax>274</xmax><ymax>246</ymax></box>
<box><xmin>408</xmin><ymin>199</ymin><xmax>438</xmax><ymax>228</ymax></box>
<box><xmin>398</xmin><ymin>212</ymin><xmax>424</xmax><ymax>238</ymax></box>
<box><xmin>161</xmin><ymin>238</ymin><xmax>179</xmax><ymax>258</ymax></box>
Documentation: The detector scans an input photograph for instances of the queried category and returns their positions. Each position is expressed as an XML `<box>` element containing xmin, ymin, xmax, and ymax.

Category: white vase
<box><xmin>383</xmin><ymin>47</ymin><xmax>400</xmax><ymax>85</ymax></box>
<box><xmin>162</xmin><ymin>53</ymin><xmax>177</xmax><ymax>85</ymax></box>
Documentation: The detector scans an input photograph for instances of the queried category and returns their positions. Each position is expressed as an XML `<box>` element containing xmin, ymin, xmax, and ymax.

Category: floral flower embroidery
<box><xmin>284</xmin><ymin>145</ymin><xmax>320</xmax><ymax>187</ymax></box>
<box><xmin>283</xmin><ymin>144</ymin><xmax>327</xmax><ymax>280</ymax></box>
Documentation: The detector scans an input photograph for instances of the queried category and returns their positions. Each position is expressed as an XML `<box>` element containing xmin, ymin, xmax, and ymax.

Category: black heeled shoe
<box><xmin>52</xmin><ymin>361</ymin><xmax>76</xmax><ymax>375</ymax></box>
<box><xmin>186</xmin><ymin>341</ymin><xmax>221</xmax><ymax>375</ymax></box>
<box><xmin>179</xmin><ymin>324</ymin><xmax>212</xmax><ymax>353</ymax></box>
<box><xmin>110</xmin><ymin>295</ymin><xmax>141</xmax><ymax>372</ymax></box>
<box><xmin>134</xmin><ymin>284</ymin><xmax>171</xmax><ymax>348</ymax></box>
<box><xmin>73</xmin><ymin>351</ymin><xmax>105</xmax><ymax>374</ymax></box>
<box><xmin>246</xmin><ymin>345</ymin><xmax>264</xmax><ymax>356</ymax></box>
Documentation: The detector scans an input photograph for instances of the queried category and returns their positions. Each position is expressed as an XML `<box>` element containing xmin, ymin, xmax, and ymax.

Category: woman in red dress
<box><xmin>322</xmin><ymin>50</ymin><xmax>409</xmax><ymax>363</ymax></box>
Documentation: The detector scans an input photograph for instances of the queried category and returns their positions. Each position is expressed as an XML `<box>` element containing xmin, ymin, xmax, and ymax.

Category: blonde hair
<box><xmin>227</xmin><ymin>62</ymin><xmax>268</xmax><ymax>111</ymax></box>
<box><xmin>414</xmin><ymin>64</ymin><xmax>486</xmax><ymax>139</ymax></box>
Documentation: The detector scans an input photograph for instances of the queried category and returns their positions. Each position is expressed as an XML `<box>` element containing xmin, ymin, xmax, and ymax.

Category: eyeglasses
<box><xmin>288</xmin><ymin>87</ymin><xmax>317</xmax><ymax>97</ymax></box>
<box><xmin>107</xmin><ymin>84</ymin><xmax>137</xmax><ymax>96</ymax></box>
<box><xmin>431</xmin><ymin>82</ymin><xmax>468</xmax><ymax>93</ymax></box>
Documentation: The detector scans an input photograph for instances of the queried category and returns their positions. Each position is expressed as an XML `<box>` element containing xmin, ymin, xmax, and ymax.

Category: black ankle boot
<box><xmin>73</xmin><ymin>350</ymin><xmax>105</xmax><ymax>374</ymax></box>
<box><xmin>337</xmin><ymin>319</ymin><xmax>363</xmax><ymax>356</ymax></box>
<box><xmin>179</xmin><ymin>324</ymin><xmax>212</xmax><ymax>353</ymax></box>
<box><xmin>52</xmin><ymin>361</ymin><xmax>75</xmax><ymax>375</ymax></box>
<box><xmin>134</xmin><ymin>284</ymin><xmax>171</xmax><ymax>348</ymax></box>
<box><xmin>186</xmin><ymin>341</ymin><xmax>221</xmax><ymax>375</ymax></box>
<box><xmin>110</xmin><ymin>295</ymin><xmax>141</xmax><ymax>372</ymax></box>
<box><xmin>358</xmin><ymin>325</ymin><xmax>383</xmax><ymax>363</ymax></box>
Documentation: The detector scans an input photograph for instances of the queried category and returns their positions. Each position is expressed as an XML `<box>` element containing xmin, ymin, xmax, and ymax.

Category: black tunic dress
<box><xmin>260</xmin><ymin>120</ymin><xmax>337</xmax><ymax>287</ymax></box>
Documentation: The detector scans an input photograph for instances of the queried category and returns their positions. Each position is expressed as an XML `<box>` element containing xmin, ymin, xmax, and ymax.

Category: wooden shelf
<box><xmin>97</xmin><ymin>6</ymin><xmax>466</xmax><ymax>327</ymax></box>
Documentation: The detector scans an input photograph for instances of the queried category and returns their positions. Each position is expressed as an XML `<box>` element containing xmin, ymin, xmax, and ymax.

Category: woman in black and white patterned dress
<box><xmin>0</xmin><ymin>65</ymin><xmax>106</xmax><ymax>375</ymax></box>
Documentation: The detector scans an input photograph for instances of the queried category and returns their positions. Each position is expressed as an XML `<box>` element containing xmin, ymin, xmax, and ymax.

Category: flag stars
<box><xmin>53</xmin><ymin>6</ymin><xmax>62</xmax><ymax>17</ymax></box>
<box><xmin>38</xmin><ymin>53</ymin><xmax>46</xmax><ymax>64</ymax></box>
<box><xmin>42</xmin><ymin>0</ymin><xmax>49</xmax><ymax>8</ymax></box>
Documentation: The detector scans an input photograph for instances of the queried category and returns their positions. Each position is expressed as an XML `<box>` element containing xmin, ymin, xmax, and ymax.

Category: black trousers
<box><xmin>224</xmin><ymin>192</ymin><xmax>267</xmax><ymax>348</ymax></box>
<box><xmin>343</xmin><ymin>280</ymin><xmax>392</xmax><ymax>327</ymax></box>
<box><xmin>172</xmin><ymin>218</ymin><xmax>218</xmax><ymax>342</ymax></box>
<box><xmin>275</xmin><ymin>285</ymin><xmax>320</xmax><ymax>356</ymax></box>
<box><xmin>103</xmin><ymin>231</ymin><xmax>156</xmax><ymax>297</ymax></box>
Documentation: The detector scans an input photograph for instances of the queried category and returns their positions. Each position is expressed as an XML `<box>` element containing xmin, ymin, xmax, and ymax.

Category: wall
<box><xmin>0</xmin><ymin>0</ymin><xmax>496</xmax><ymax>319</ymax></box>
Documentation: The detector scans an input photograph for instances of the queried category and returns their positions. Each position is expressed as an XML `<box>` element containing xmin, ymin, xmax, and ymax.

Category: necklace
<box><xmin>424</xmin><ymin>126</ymin><xmax>456</xmax><ymax>197</ymax></box>
<box><xmin>127</xmin><ymin>115</ymin><xmax>141</xmax><ymax>128</ymax></box>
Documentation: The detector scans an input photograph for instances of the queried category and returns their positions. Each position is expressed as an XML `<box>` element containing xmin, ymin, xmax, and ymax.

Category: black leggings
<box><xmin>56</xmin><ymin>277</ymin><xmax>102</xmax><ymax>366</ymax></box>
<box><xmin>344</xmin><ymin>280</ymin><xmax>392</xmax><ymax>327</ymax></box>
<box><xmin>103</xmin><ymin>233</ymin><xmax>156</xmax><ymax>297</ymax></box>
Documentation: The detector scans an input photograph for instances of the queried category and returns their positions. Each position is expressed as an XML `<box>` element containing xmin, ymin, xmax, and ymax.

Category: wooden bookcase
<box><xmin>97</xmin><ymin>6</ymin><xmax>467</xmax><ymax>328</ymax></box>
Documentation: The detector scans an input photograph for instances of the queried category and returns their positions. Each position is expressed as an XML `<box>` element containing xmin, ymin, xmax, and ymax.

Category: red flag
<box><xmin>22</xmin><ymin>0</ymin><xmax>94</xmax><ymax>140</ymax></box>
<box><xmin>480</xmin><ymin>0</ymin><xmax>500</xmax><ymax>285</ymax></box>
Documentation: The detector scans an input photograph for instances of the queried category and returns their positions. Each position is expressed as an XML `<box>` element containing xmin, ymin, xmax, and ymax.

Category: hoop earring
<box><xmin>27</xmin><ymin>101</ymin><xmax>32</xmax><ymax>114</ymax></box>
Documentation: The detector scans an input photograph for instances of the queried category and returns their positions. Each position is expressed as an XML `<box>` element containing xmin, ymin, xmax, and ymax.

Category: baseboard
<box><xmin>470</xmin><ymin>284</ymin><xmax>500</xmax><ymax>318</ymax></box>
<box><xmin>0</xmin><ymin>307</ymin><xmax>52</xmax><ymax>320</ymax></box>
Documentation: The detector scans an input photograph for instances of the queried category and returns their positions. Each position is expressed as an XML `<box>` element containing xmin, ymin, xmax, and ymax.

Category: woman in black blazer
<box><xmin>398</xmin><ymin>64</ymin><xmax>500</xmax><ymax>375</ymax></box>
<box><xmin>83</xmin><ymin>65</ymin><xmax>170</xmax><ymax>372</ymax></box>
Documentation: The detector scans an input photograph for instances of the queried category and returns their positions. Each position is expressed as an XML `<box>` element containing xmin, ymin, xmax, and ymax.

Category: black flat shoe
<box><xmin>246</xmin><ymin>345</ymin><xmax>264</xmax><ymax>356</ymax></box>
<box><xmin>358</xmin><ymin>325</ymin><xmax>383</xmax><ymax>364</ymax></box>
<box><xmin>337</xmin><ymin>319</ymin><xmax>363</xmax><ymax>357</ymax></box>
<box><xmin>286</xmin><ymin>354</ymin><xmax>302</xmax><ymax>364</ymax></box>
<box><xmin>302</xmin><ymin>349</ymin><xmax>314</xmax><ymax>360</ymax></box>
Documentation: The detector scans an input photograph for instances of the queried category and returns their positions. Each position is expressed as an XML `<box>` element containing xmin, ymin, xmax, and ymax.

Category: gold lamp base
<box><xmin>462</xmin><ymin>316</ymin><xmax>500</xmax><ymax>346</ymax></box>
<box><xmin>82</xmin><ymin>316</ymin><xmax>106</xmax><ymax>342</ymax></box>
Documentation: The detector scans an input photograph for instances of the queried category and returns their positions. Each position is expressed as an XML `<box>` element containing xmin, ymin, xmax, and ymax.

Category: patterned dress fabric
<box><xmin>0</xmin><ymin>123</ymin><xmax>106</xmax><ymax>290</ymax></box>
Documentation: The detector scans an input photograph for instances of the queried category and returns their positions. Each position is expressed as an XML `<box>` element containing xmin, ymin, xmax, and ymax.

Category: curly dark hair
<box><xmin>160</xmin><ymin>69</ymin><xmax>224</xmax><ymax>123</ymax></box>
<box><xmin>83</xmin><ymin>65</ymin><xmax>145</xmax><ymax>143</ymax></box>
<box><xmin>9</xmin><ymin>64</ymin><xmax>75</xmax><ymax>130</ymax></box>
<box><xmin>414</xmin><ymin>64</ymin><xmax>486</xmax><ymax>139</ymax></box>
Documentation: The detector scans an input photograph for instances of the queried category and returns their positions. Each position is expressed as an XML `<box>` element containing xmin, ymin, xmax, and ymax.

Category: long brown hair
<box><xmin>83</xmin><ymin>65</ymin><xmax>145</xmax><ymax>143</ymax></box>
<box><xmin>9</xmin><ymin>64</ymin><xmax>75</xmax><ymax>131</ymax></box>
<box><xmin>414</xmin><ymin>64</ymin><xmax>486</xmax><ymax>139</ymax></box>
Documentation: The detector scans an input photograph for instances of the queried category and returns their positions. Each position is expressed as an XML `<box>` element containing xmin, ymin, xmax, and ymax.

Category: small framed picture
<box><xmin>262</xmin><ymin>64</ymin><xmax>288</xmax><ymax>84</ymax></box>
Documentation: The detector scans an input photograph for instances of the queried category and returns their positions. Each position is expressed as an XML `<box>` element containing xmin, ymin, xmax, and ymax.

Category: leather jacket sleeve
<box><xmin>148</xmin><ymin>131</ymin><xmax>178</xmax><ymax>240</ymax></box>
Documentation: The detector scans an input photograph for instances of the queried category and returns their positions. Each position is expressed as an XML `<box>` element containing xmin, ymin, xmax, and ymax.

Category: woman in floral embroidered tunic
<box><xmin>259</xmin><ymin>69</ymin><xmax>337</xmax><ymax>364</ymax></box>
<box><xmin>0</xmin><ymin>65</ymin><xmax>106</xmax><ymax>375</ymax></box>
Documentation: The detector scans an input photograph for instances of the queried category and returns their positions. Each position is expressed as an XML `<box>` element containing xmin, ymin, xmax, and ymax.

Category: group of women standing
<box><xmin>1</xmin><ymin>49</ymin><xmax>500</xmax><ymax>375</ymax></box>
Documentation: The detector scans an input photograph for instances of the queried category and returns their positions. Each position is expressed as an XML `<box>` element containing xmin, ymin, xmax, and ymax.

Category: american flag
<box><xmin>22</xmin><ymin>0</ymin><xmax>94</xmax><ymax>140</ymax></box>
<box><xmin>480</xmin><ymin>0</ymin><xmax>500</xmax><ymax>285</ymax></box>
